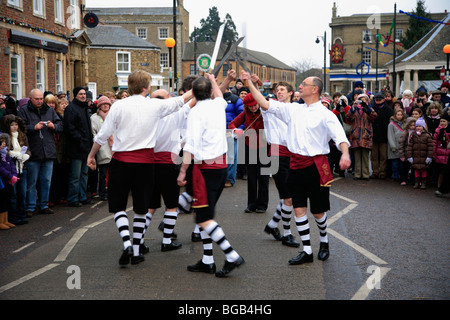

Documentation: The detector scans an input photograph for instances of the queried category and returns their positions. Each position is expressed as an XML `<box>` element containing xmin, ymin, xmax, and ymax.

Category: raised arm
<box><xmin>218</xmin><ymin>69</ymin><xmax>237</xmax><ymax>93</ymax></box>
<box><xmin>241</xmin><ymin>71</ymin><xmax>269</xmax><ymax>111</ymax></box>
<box><xmin>205</xmin><ymin>73</ymin><xmax>223</xmax><ymax>99</ymax></box>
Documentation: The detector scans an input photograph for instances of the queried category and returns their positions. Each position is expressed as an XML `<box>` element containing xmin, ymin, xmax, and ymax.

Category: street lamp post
<box><xmin>316</xmin><ymin>31</ymin><xmax>327</xmax><ymax>94</ymax></box>
<box><xmin>444</xmin><ymin>44</ymin><xmax>450</xmax><ymax>81</ymax></box>
<box><xmin>165</xmin><ymin>37</ymin><xmax>176</xmax><ymax>94</ymax></box>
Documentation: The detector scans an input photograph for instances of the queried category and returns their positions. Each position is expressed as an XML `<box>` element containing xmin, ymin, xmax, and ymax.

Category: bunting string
<box><xmin>399</xmin><ymin>10</ymin><xmax>450</xmax><ymax>25</ymax></box>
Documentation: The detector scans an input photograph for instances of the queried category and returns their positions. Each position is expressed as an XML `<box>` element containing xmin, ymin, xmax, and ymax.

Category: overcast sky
<box><xmin>85</xmin><ymin>0</ymin><xmax>447</xmax><ymax>69</ymax></box>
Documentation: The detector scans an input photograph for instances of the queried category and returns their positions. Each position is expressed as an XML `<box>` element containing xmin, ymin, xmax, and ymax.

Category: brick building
<box><xmin>86</xmin><ymin>25</ymin><xmax>161</xmax><ymax>97</ymax></box>
<box><xmin>328</xmin><ymin>2</ymin><xmax>446</xmax><ymax>95</ymax></box>
<box><xmin>86</xmin><ymin>0</ymin><xmax>189</xmax><ymax>93</ymax></box>
<box><xmin>0</xmin><ymin>0</ymin><xmax>90</xmax><ymax>100</ymax></box>
<box><xmin>182</xmin><ymin>42</ymin><xmax>297</xmax><ymax>93</ymax></box>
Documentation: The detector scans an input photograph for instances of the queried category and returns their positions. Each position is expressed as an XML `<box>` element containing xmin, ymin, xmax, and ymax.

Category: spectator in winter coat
<box><xmin>64</xmin><ymin>87</ymin><xmax>94</xmax><ymax>207</ymax></box>
<box><xmin>432</xmin><ymin>113</ymin><xmax>450</xmax><ymax>190</ymax></box>
<box><xmin>18</xmin><ymin>89</ymin><xmax>62</xmax><ymax>216</ymax></box>
<box><xmin>407</xmin><ymin>118</ymin><xmax>433</xmax><ymax>189</ymax></box>
<box><xmin>387</xmin><ymin>109</ymin><xmax>407</xmax><ymax>181</ymax></box>
<box><xmin>370</xmin><ymin>92</ymin><xmax>394</xmax><ymax>179</ymax></box>
<box><xmin>224</xmin><ymin>88</ymin><xmax>244</xmax><ymax>187</ymax></box>
<box><xmin>346</xmin><ymin>93</ymin><xmax>377</xmax><ymax>180</ymax></box>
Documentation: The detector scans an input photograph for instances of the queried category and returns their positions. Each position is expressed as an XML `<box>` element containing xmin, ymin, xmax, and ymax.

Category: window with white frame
<box><xmin>36</xmin><ymin>58</ymin><xmax>45</xmax><ymax>92</ymax></box>
<box><xmin>395</xmin><ymin>29</ymin><xmax>403</xmax><ymax>42</ymax></box>
<box><xmin>10</xmin><ymin>54</ymin><xmax>22</xmax><ymax>99</ymax></box>
<box><xmin>56</xmin><ymin>60</ymin><xmax>63</xmax><ymax>93</ymax></box>
<box><xmin>159</xmin><ymin>28</ymin><xmax>169</xmax><ymax>39</ymax></box>
<box><xmin>88</xmin><ymin>82</ymin><xmax>97</xmax><ymax>100</ymax></box>
<box><xmin>7</xmin><ymin>0</ymin><xmax>21</xmax><ymax>8</ymax></box>
<box><xmin>33</xmin><ymin>0</ymin><xmax>44</xmax><ymax>16</ymax></box>
<box><xmin>137</xmin><ymin>28</ymin><xmax>147</xmax><ymax>39</ymax></box>
<box><xmin>55</xmin><ymin>0</ymin><xmax>64</xmax><ymax>23</ymax></box>
<box><xmin>160</xmin><ymin>53</ymin><xmax>169</xmax><ymax>68</ymax></box>
<box><xmin>69</xmin><ymin>0</ymin><xmax>80</xmax><ymax>29</ymax></box>
<box><xmin>116</xmin><ymin>52</ymin><xmax>131</xmax><ymax>72</ymax></box>
<box><xmin>362</xmin><ymin>30</ymin><xmax>372</xmax><ymax>43</ymax></box>
<box><xmin>362</xmin><ymin>50</ymin><xmax>372</xmax><ymax>65</ymax></box>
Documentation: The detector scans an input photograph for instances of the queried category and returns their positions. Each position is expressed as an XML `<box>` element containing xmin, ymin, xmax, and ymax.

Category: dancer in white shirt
<box><xmin>178</xmin><ymin>73</ymin><xmax>245</xmax><ymax>277</ymax></box>
<box><xmin>243</xmin><ymin>72</ymin><xmax>350</xmax><ymax>265</ymax></box>
<box><xmin>87</xmin><ymin>70</ymin><xmax>192</xmax><ymax>266</ymax></box>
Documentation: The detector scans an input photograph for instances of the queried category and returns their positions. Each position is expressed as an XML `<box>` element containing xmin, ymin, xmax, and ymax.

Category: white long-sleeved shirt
<box><xmin>94</xmin><ymin>95</ymin><xmax>185</xmax><ymax>152</ymax></box>
<box><xmin>153</xmin><ymin>103</ymin><xmax>191</xmax><ymax>161</ymax></box>
<box><xmin>183</xmin><ymin>98</ymin><xmax>227</xmax><ymax>162</ymax></box>
<box><xmin>264</xmin><ymin>100</ymin><xmax>350</xmax><ymax>157</ymax></box>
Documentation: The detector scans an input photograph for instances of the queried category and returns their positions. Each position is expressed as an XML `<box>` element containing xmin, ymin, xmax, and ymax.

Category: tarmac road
<box><xmin>0</xmin><ymin>173</ymin><xmax>449</xmax><ymax>303</ymax></box>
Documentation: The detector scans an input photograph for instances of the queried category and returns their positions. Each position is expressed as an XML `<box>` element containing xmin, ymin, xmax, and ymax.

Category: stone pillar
<box><xmin>396</xmin><ymin>72</ymin><xmax>401</xmax><ymax>97</ymax></box>
<box><xmin>403</xmin><ymin>70</ymin><xmax>411</xmax><ymax>92</ymax></box>
<box><xmin>413</xmin><ymin>70</ymin><xmax>419</xmax><ymax>91</ymax></box>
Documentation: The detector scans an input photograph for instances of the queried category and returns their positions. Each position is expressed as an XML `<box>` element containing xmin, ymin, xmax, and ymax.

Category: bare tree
<box><xmin>291</xmin><ymin>58</ymin><xmax>322</xmax><ymax>84</ymax></box>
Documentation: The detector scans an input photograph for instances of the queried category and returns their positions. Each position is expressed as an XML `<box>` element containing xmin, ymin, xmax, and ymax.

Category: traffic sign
<box><xmin>440</xmin><ymin>67</ymin><xmax>445</xmax><ymax>81</ymax></box>
<box><xmin>197</xmin><ymin>54</ymin><xmax>212</xmax><ymax>72</ymax></box>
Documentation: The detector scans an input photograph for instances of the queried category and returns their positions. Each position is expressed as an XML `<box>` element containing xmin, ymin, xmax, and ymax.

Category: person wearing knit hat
<box><xmin>440</xmin><ymin>82</ymin><xmax>450</xmax><ymax>112</ymax></box>
<box><xmin>321</xmin><ymin>98</ymin><xmax>331</xmax><ymax>110</ymax></box>
<box><xmin>96</xmin><ymin>95</ymin><xmax>112</xmax><ymax>109</ymax></box>
<box><xmin>90</xmin><ymin>95</ymin><xmax>112</xmax><ymax>202</ymax></box>
<box><xmin>65</xmin><ymin>86</ymin><xmax>93</xmax><ymax>207</ymax></box>
<box><xmin>228</xmin><ymin>90</ymin><xmax>269</xmax><ymax>215</ymax></box>
<box><xmin>72</xmin><ymin>86</ymin><xmax>85</xmax><ymax>98</ymax></box>
<box><xmin>415</xmin><ymin>117</ymin><xmax>426</xmax><ymax>129</ymax></box>
<box><xmin>407</xmin><ymin>117</ymin><xmax>433</xmax><ymax>189</ymax></box>
<box><xmin>242</xmin><ymin>92</ymin><xmax>257</xmax><ymax>107</ymax></box>
<box><xmin>347</xmin><ymin>91</ymin><xmax>377</xmax><ymax>180</ymax></box>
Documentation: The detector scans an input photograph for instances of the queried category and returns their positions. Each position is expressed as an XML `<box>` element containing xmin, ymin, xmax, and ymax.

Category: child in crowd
<box><xmin>387</xmin><ymin>109</ymin><xmax>407</xmax><ymax>180</ymax></box>
<box><xmin>1</xmin><ymin>115</ymin><xmax>30</xmax><ymax>225</ymax></box>
<box><xmin>425</xmin><ymin>101</ymin><xmax>443</xmax><ymax>138</ymax></box>
<box><xmin>0</xmin><ymin>133</ymin><xmax>19</xmax><ymax>229</ymax></box>
<box><xmin>432</xmin><ymin>113</ymin><xmax>450</xmax><ymax>190</ymax></box>
<box><xmin>407</xmin><ymin>118</ymin><xmax>433</xmax><ymax>189</ymax></box>
<box><xmin>399</xmin><ymin>118</ymin><xmax>417</xmax><ymax>185</ymax></box>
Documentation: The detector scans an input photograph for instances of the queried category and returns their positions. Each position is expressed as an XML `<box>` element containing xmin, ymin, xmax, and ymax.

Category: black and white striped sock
<box><xmin>281</xmin><ymin>204</ymin><xmax>293</xmax><ymax>236</ymax></box>
<box><xmin>205</xmin><ymin>221</ymin><xmax>239</xmax><ymax>263</ymax></box>
<box><xmin>295</xmin><ymin>215</ymin><xmax>312</xmax><ymax>254</ymax></box>
<box><xmin>178</xmin><ymin>192</ymin><xmax>192</xmax><ymax>212</ymax></box>
<box><xmin>267</xmin><ymin>201</ymin><xmax>282</xmax><ymax>229</ymax></box>
<box><xmin>315</xmin><ymin>213</ymin><xmax>328</xmax><ymax>243</ymax></box>
<box><xmin>200</xmin><ymin>227</ymin><xmax>214</xmax><ymax>264</ymax></box>
<box><xmin>140</xmin><ymin>212</ymin><xmax>153</xmax><ymax>245</ymax></box>
<box><xmin>132</xmin><ymin>213</ymin><xmax>147</xmax><ymax>256</ymax></box>
<box><xmin>162</xmin><ymin>211</ymin><xmax>178</xmax><ymax>244</ymax></box>
<box><xmin>114</xmin><ymin>211</ymin><xmax>131</xmax><ymax>250</ymax></box>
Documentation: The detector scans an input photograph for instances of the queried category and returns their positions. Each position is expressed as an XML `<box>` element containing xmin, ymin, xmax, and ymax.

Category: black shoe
<box><xmin>158</xmin><ymin>221</ymin><xmax>178</xmax><ymax>239</ymax></box>
<box><xmin>39</xmin><ymin>207</ymin><xmax>54</xmax><ymax>214</ymax></box>
<box><xmin>68</xmin><ymin>202</ymin><xmax>82</xmax><ymax>207</ymax></box>
<box><xmin>161</xmin><ymin>241</ymin><xmax>182</xmax><ymax>252</ymax></box>
<box><xmin>264</xmin><ymin>225</ymin><xmax>282</xmax><ymax>241</ymax></box>
<box><xmin>318</xmin><ymin>242</ymin><xmax>330</xmax><ymax>261</ymax></box>
<box><xmin>244</xmin><ymin>207</ymin><xmax>255</xmax><ymax>213</ymax></box>
<box><xmin>215</xmin><ymin>256</ymin><xmax>245</xmax><ymax>277</ymax></box>
<box><xmin>139</xmin><ymin>244</ymin><xmax>149</xmax><ymax>254</ymax></box>
<box><xmin>187</xmin><ymin>260</ymin><xmax>216</xmax><ymax>274</ymax></box>
<box><xmin>131</xmin><ymin>254</ymin><xmax>145</xmax><ymax>265</ymax></box>
<box><xmin>255</xmin><ymin>208</ymin><xmax>266</xmax><ymax>213</ymax></box>
<box><xmin>81</xmin><ymin>199</ymin><xmax>94</xmax><ymax>205</ymax></box>
<box><xmin>288</xmin><ymin>251</ymin><xmax>313</xmax><ymax>265</ymax></box>
<box><xmin>191</xmin><ymin>232</ymin><xmax>202</xmax><ymax>242</ymax></box>
<box><xmin>281</xmin><ymin>234</ymin><xmax>300</xmax><ymax>247</ymax></box>
<box><xmin>119</xmin><ymin>246</ymin><xmax>133</xmax><ymax>265</ymax></box>
<box><xmin>100</xmin><ymin>196</ymin><xmax>108</xmax><ymax>201</ymax></box>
